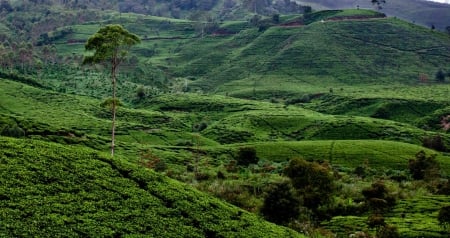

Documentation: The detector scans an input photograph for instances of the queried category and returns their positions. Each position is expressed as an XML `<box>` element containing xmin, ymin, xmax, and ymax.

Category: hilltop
<box><xmin>299</xmin><ymin>0</ymin><xmax>450</xmax><ymax>30</ymax></box>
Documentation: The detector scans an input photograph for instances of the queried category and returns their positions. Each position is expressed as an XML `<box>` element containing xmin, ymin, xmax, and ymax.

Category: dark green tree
<box><xmin>362</xmin><ymin>180</ymin><xmax>396</xmax><ymax>213</ymax></box>
<box><xmin>377</xmin><ymin>224</ymin><xmax>400</xmax><ymax>238</ymax></box>
<box><xmin>408</xmin><ymin>150</ymin><xmax>440</xmax><ymax>180</ymax></box>
<box><xmin>83</xmin><ymin>24</ymin><xmax>140</xmax><ymax>157</ymax></box>
<box><xmin>436</xmin><ymin>69</ymin><xmax>446</xmax><ymax>82</ymax></box>
<box><xmin>438</xmin><ymin>205</ymin><xmax>450</xmax><ymax>229</ymax></box>
<box><xmin>236</xmin><ymin>147</ymin><xmax>258</xmax><ymax>166</ymax></box>
<box><xmin>260</xmin><ymin>181</ymin><xmax>301</xmax><ymax>224</ymax></box>
<box><xmin>285</xmin><ymin>158</ymin><xmax>335</xmax><ymax>211</ymax></box>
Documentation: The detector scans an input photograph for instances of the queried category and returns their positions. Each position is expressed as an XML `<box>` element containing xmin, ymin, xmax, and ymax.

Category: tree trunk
<box><xmin>111</xmin><ymin>61</ymin><xmax>117</xmax><ymax>157</ymax></box>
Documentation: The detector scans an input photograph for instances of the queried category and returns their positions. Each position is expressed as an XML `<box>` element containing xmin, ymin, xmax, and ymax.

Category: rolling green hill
<box><xmin>2</xmin><ymin>75</ymin><xmax>450</xmax><ymax>236</ymax></box>
<box><xmin>28</xmin><ymin>9</ymin><xmax>449</xmax><ymax>106</ymax></box>
<box><xmin>0</xmin><ymin>136</ymin><xmax>303</xmax><ymax>237</ymax></box>
<box><xmin>1</xmin><ymin>6</ymin><xmax>450</xmax><ymax>237</ymax></box>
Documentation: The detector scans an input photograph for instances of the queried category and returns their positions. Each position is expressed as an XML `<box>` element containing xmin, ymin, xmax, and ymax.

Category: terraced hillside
<box><xmin>31</xmin><ymin>9</ymin><xmax>450</xmax><ymax>105</ymax></box>
<box><xmin>0</xmin><ymin>136</ymin><xmax>303</xmax><ymax>237</ymax></box>
<box><xmin>2</xmin><ymin>75</ymin><xmax>450</xmax><ymax>237</ymax></box>
<box><xmin>1</xmin><ymin>7</ymin><xmax>450</xmax><ymax>238</ymax></box>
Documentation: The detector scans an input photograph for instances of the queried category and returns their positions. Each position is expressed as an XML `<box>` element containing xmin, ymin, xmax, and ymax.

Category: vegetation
<box><xmin>408</xmin><ymin>150</ymin><xmax>441</xmax><ymax>180</ymax></box>
<box><xmin>0</xmin><ymin>136</ymin><xmax>302</xmax><ymax>237</ymax></box>
<box><xmin>0</xmin><ymin>2</ymin><xmax>449</xmax><ymax>237</ymax></box>
<box><xmin>83</xmin><ymin>24</ymin><xmax>141</xmax><ymax>157</ymax></box>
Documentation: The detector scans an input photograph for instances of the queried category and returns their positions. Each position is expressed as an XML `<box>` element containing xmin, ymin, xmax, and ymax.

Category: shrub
<box><xmin>376</xmin><ymin>224</ymin><xmax>400</xmax><ymax>238</ymax></box>
<box><xmin>175</xmin><ymin>139</ymin><xmax>194</xmax><ymax>146</ymax></box>
<box><xmin>437</xmin><ymin>179</ymin><xmax>450</xmax><ymax>195</ymax></box>
<box><xmin>100</xmin><ymin>98</ymin><xmax>123</xmax><ymax>109</ymax></box>
<box><xmin>260</xmin><ymin>181</ymin><xmax>301</xmax><ymax>224</ymax></box>
<box><xmin>136</xmin><ymin>86</ymin><xmax>146</xmax><ymax>99</ymax></box>
<box><xmin>438</xmin><ymin>205</ymin><xmax>450</xmax><ymax>228</ymax></box>
<box><xmin>1</xmin><ymin>124</ymin><xmax>25</xmax><ymax>138</ymax></box>
<box><xmin>284</xmin><ymin>158</ymin><xmax>335</xmax><ymax>210</ymax></box>
<box><xmin>367</xmin><ymin>213</ymin><xmax>386</xmax><ymax>228</ymax></box>
<box><xmin>235</xmin><ymin>147</ymin><xmax>258</xmax><ymax>166</ymax></box>
<box><xmin>435</xmin><ymin>69</ymin><xmax>446</xmax><ymax>82</ymax></box>
<box><xmin>362</xmin><ymin>181</ymin><xmax>396</xmax><ymax>212</ymax></box>
<box><xmin>192</xmin><ymin>122</ymin><xmax>208</xmax><ymax>132</ymax></box>
<box><xmin>422</xmin><ymin>135</ymin><xmax>447</xmax><ymax>152</ymax></box>
<box><xmin>408</xmin><ymin>150</ymin><xmax>440</xmax><ymax>180</ymax></box>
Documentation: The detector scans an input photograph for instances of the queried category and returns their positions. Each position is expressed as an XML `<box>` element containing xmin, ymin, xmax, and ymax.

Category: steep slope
<box><xmin>183</xmin><ymin>15</ymin><xmax>450</xmax><ymax>95</ymax></box>
<box><xmin>0</xmin><ymin>136</ymin><xmax>303</xmax><ymax>237</ymax></box>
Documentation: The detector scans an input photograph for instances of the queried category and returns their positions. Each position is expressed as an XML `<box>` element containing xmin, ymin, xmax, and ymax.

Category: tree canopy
<box><xmin>83</xmin><ymin>24</ymin><xmax>140</xmax><ymax>66</ymax></box>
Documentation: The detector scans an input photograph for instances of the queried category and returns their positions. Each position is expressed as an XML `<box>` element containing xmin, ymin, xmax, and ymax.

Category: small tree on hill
<box><xmin>236</xmin><ymin>147</ymin><xmax>258</xmax><ymax>166</ymax></box>
<box><xmin>362</xmin><ymin>180</ymin><xmax>396</xmax><ymax>213</ymax></box>
<box><xmin>436</xmin><ymin>69</ymin><xmax>446</xmax><ymax>82</ymax></box>
<box><xmin>438</xmin><ymin>205</ymin><xmax>450</xmax><ymax>230</ymax></box>
<box><xmin>408</xmin><ymin>150</ymin><xmax>440</xmax><ymax>180</ymax></box>
<box><xmin>83</xmin><ymin>24</ymin><xmax>140</xmax><ymax>157</ymax></box>
<box><xmin>377</xmin><ymin>224</ymin><xmax>400</xmax><ymax>238</ymax></box>
<box><xmin>261</xmin><ymin>180</ymin><xmax>301</xmax><ymax>224</ymax></box>
<box><xmin>422</xmin><ymin>134</ymin><xmax>447</xmax><ymax>152</ymax></box>
<box><xmin>285</xmin><ymin>158</ymin><xmax>335</xmax><ymax>211</ymax></box>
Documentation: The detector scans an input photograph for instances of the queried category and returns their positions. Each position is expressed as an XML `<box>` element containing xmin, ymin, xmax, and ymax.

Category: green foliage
<box><xmin>0</xmin><ymin>136</ymin><xmax>303</xmax><ymax>237</ymax></box>
<box><xmin>422</xmin><ymin>134</ymin><xmax>448</xmax><ymax>152</ymax></box>
<box><xmin>83</xmin><ymin>24</ymin><xmax>141</xmax><ymax>65</ymax></box>
<box><xmin>362</xmin><ymin>181</ymin><xmax>396</xmax><ymax>213</ymax></box>
<box><xmin>236</xmin><ymin>146</ymin><xmax>258</xmax><ymax>166</ymax></box>
<box><xmin>376</xmin><ymin>224</ymin><xmax>400</xmax><ymax>238</ymax></box>
<box><xmin>260</xmin><ymin>181</ymin><xmax>301</xmax><ymax>224</ymax></box>
<box><xmin>435</xmin><ymin>70</ymin><xmax>446</xmax><ymax>82</ymax></box>
<box><xmin>136</xmin><ymin>85</ymin><xmax>146</xmax><ymax>99</ymax></box>
<box><xmin>100</xmin><ymin>98</ymin><xmax>124</xmax><ymax>109</ymax></box>
<box><xmin>0</xmin><ymin>124</ymin><xmax>25</xmax><ymax>138</ymax></box>
<box><xmin>367</xmin><ymin>213</ymin><xmax>386</xmax><ymax>228</ymax></box>
<box><xmin>408</xmin><ymin>150</ymin><xmax>441</xmax><ymax>180</ymax></box>
<box><xmin>438</xmin><ymin>206</ymin><xmax>450</xmax><ymax>228</ymax></box>
<box><xmin>285</xmin><ymin>158</ymin><xmax>335</xmax><ymax>210</ymax></box>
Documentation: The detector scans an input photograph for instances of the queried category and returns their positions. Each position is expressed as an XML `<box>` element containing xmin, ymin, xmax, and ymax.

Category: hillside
<box><xmin>299</xmin><ymin>0</ymin><xmax>450</xmax><ymax>30</ymax></box>
<box><xmin>1</xmin><ymin>6</ymin><xmax>450</xmax><ymax>237</ymax></box>
<box><xmin>0</xmin><ymin>136</ymin><xmax>303</xmax><ymax>237</ymax></box>
<box><xmin>2</xmin><ymin>75</ymin><xmax>450</xmax><ymax>237</ymax></box>
<box><xmin>9</xmin><ymin>9</ymin><xmax>448</xmax><ymax>105</ymax></box>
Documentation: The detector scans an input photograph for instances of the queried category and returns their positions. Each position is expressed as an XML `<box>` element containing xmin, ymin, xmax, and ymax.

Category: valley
<box><xmin>0</xmin><ymin>1</ymin><xmax>449</xmax><ymax>237</ymax></box>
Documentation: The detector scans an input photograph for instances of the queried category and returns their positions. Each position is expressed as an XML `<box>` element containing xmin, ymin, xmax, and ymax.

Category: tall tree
<box><xmin>83</xmin><ymin>24</ymin><xmax>140</xmax><ymax>157</ymax></box>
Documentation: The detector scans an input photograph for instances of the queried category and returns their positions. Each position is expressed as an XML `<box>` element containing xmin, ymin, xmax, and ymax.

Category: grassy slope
<box><xmin>322</xmin><ymin>195</ymin><xmax>450</xmax><ymax>238</ymax></box>
<box><xmin>45</xmin><ymin>9</ymin><xmax>450</xmax><ymax>102</ymax></box>
<box><xmin>2</xmin><ymin>9</ymin><xmax>450</xmax><ymax>237</ymax></box>
<box><xmin>2</xmin><ymin>78</ymin><xmax>449</xmax><ymax>173</ymax></box>
<box><xmin>0</xmin><ymin>136</ymin><xmax>303</xmax><ymax>237</ymax></box>
<box><xmin>204</xmin><ymin>17</ymin><xmax>450</xmax><ymax>98</ymax></box>
<box><xmin>2</xmin><ymin>78</ymin><xmax>449</xmax><ymax>237</ymax></box>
